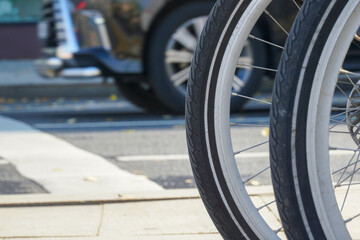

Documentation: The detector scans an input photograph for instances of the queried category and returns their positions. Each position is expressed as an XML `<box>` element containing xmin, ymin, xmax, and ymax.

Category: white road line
<box><xmin>117</xmin><ymin>153</ymin><xmax>270</xmax><ymax>162</ymax></box>
<box><xmin>117</xmin><ymin>154</ymin><xmax>190</xmax><ymax>161</ymax></box>
<box><xmin>0</xmin><ymin>115</ymin><xmax>163</xmax><ymax>194</ymax></box>
<box><xmin>116</xmin><ymin>150</ymin><xmax>354</xmax><ymax>162</ymax></box>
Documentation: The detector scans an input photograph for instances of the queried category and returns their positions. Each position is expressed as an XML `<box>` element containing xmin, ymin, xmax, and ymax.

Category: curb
<box><xmin>0</xmin><ymin>189</ymin><xmax>200</xmax><ymax>207</ymax></box>
<box><xmin>0</xmin><ymin>186</ymin><xmax>274</xmax><ymax>207</ymax></box>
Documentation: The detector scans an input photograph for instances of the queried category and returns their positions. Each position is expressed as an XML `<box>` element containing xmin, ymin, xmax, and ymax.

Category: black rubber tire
<box><xmin>114</xmin><ymin>79</ymin><xmax>172</xmax><ymax>114</ymax></box>
<box><xmin>148</xmin><ymin>1</ymin><xmax>266</xmax><ymax>113</ymax></box>
<box><xmin>186</xmin><ymin>0</ymin><xmax>275</xmax><ymax>239</ymax></box>
<box><xmin>270</xmin><ymin>1</ymin><xmax>352</xmax><ymax>239</ymax></box>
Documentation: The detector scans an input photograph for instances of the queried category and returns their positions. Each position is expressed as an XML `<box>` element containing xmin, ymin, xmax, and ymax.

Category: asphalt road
<box><xmin>0</xmin><ymin>96</ymin><xmax>272</xmax><ymax>194</ymax></box>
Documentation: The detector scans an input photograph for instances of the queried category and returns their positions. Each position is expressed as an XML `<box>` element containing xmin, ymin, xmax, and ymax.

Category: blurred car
<box><xmin>35</xmin><ymin>0</ymin><xmax>300</xmax><ymax>113</ymax></box>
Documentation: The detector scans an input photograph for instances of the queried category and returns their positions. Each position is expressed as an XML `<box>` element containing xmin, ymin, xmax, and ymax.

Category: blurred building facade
<box><xmin>0</xmin><ymin>0</ymin><xmax>42</xmax><ymax>59</ymax></box>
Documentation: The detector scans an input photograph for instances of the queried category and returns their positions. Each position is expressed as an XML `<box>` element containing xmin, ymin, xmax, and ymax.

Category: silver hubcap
<box><xmin>165</xmin><ymin>16</ymin><xmax>254</xmax><ymax>95</ymax></box>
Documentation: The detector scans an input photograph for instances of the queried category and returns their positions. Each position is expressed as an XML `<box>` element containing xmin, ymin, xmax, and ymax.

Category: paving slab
<box><xmin>5</xmin><ymin>234</ymin><xmax>221</xmax><ymax>240</ymax></box>
<box><xmin>99</xmin><ymin>198</ymin><xmax>219</xmax><ymax>238</ymax></box>
<box><xmin>6</xmin><ymin>238</ymin><xmax>100</xmax><ymax>240</ymax></box>
<box><xmin>0</xmin><ymin>205</ymin><xmax>102</xmax><ymax>238</ymax></box>
<box><xmin>0</xmin><ymin>198</ymin><xmax>222</xmax><ymax>240</ymax></box>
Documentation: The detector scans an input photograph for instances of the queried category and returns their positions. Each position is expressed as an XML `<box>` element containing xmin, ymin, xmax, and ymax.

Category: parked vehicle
<box><xmin>36</xmin><ymin>0</ymin><xmax>299</xmax><ymax>113</ymax></box>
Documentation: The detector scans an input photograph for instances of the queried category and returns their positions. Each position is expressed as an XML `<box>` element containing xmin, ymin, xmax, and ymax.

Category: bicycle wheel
<box><xmin>186</xmin><ymin>0</ymin><xmax>302</xmax><ymax>239</ymax></box>
<box><xmin>270</xmin><ymin>0</ymin><xmax>360</xmax><ymax>239</ymax></box>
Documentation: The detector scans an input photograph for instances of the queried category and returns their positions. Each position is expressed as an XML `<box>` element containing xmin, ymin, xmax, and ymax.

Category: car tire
<box><xmin>114</xmin><ymin>79</ymin><xmax>172</xmax><ymax>114</ymax></box>
<box><xmin>147</xmin><ymin>1</ymin><xmax>214</xmax><ymax>113</ymax></box>
<box><xmin>147</xmin><ymin>1</ymin><xmax>266</xmax><ymax>113</ymax></box>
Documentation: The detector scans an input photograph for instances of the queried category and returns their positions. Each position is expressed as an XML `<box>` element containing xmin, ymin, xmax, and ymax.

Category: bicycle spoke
<box><xmin>335</xmin><ymin>168</ymin><xmax>360</xmax><ymax>188</ymax></box>
<box><xmin>237</xmin><ymin>63</ymin><xmax>278</xmax><ymax>72</ymax></box>
<box><xmin>330</xmin><ymin>118</ymin><xmax>349</xmax><ymax>126</ymax></box>
<box><xmin>335</xmin><ymin>166</ymin><xmax>360</xmax><ymax>190</ymax></box>
<box><xmin>337</xmin><ymin>80</ymin><xmax>354</xmax><ymax>86</ymax></box>
<box><xmin>330</xmin><ymin>118</ymin><xmax>358</xmax><ymax>130</ymax></box>
<box><xmin>231</xmin><ymin>93</ymin><xmax>271</xmax><ymax>105</ymax></box>
<box><xmin>354</xmin><ymin>33</ymin><xmax>360</xmax><ymax>42</ymax></box>
<box><xmin>345</xmin><ymin>213</ymin><xmax>360</xmax><ymax>224</ymax></box>
<box><xmin>291</xmin><ymin>0</ymin><xmax>301</xmax><ymax>10</ymax></box>
<box><xmin>336</xmin><ymin>84</ymin><xmax>351</xmax><ymax>101</ymax></box>
<box><xmin>331</xmin><ymin>107</ymin><xmax>358</xmax><ymax>111</ymax></box>
<box><xmin>264</xmin><ymin>9</ymin><xmax>289</xmax><ymax>36</ymax></box>
<box><xmin>248</xmin><ymin>34</ymin><xmax>284</xmax><ymax>50</ymax></box>
<box><xmin>340</xmin><ymin>68</ymin><xmax>360</xmax><ymax>78</ymax></box>
<box><xmin>230</xmin><ymin>123</ymin><xmax>269</xmax><ymax>127</ymax></box>
<box><xmin>343</xmin><ymin>70</ymin><xmax>360</xmax><ymax>95</ymax></box>
<box><xmin>352</xmin><ymin>33</ymin><xmax>360</xmax><ymax>49</ymax></box>
<box><xmin>257</xmin><ymin>200</ymin><xmax>276</xmax><ymax>211</ymax></box>
<box><xmin>330</xmin><ymin>110</ymin><xmax>349</xmax><ymax>120</ymax></box>
<box><xmin>243</xmin><ymin>166</ymin><xmax>270</xmax><ymax>184</ymax></box>
<box><xmin>335</xmin><ymin>181</ymin><xmax>360</xmax><ymax>187</ymax></box>
<box><xmin>335</xmin><ymin>167</ymin><xmax>360</xmax><ymax>188</ymax></box>
<box><xmin>334</xmin><ymin>151</ymin><xmax>357</xmax><ymax>187</ymax></box>
<box><xmin>330</xmin><ymin>109</ymin><xmax>360</xmax><ymax>130</ymax></box>
<box><xmin>333</xmin><ymin>159</ymin><xmax>360</xmax><ymax>175</ymax></box>
<box><xmin>329</xmin><ymin>130</ymin><xmax>353</xmax><ymax>134</ymax></box>
<box><xmin>340</xmin><ymin>152</ymin><xmax>360</xmax><ymax>211</ymax></box>
<box><xmin>329</xmin><ymin>146</ymin><xmax>360</xmax><ymax>152</ymax></box>
<box><xmin>234</xmin><ymin>141</ymin><xmax>269</xmax><ymax>155</ymax></box>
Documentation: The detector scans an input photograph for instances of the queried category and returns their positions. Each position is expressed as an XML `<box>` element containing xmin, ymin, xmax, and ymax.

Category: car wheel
<box><xmin>147</xmin><ymin>1</ymin><xmax>266</xmax><ymax>113</ymax></box>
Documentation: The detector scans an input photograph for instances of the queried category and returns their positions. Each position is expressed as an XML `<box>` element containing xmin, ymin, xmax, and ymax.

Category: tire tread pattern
<box><xmin>270</xmin><ymin>1</ymin><xmax>324</xmax><ymax>239</ymax></box>
<box><xmin>186</xmin><ymin>0</ymin><xmax>246</xmax><ymax>239</ymax></box>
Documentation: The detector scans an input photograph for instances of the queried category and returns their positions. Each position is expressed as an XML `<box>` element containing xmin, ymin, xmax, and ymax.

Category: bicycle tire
<box><xmin>270</xmin><ymin>0</ymin><xmax>360</xmax><ymax>239</ymax></box>
<box><xmin>186</xmin><ymin>0</ymin><xmax>300</xmax><ymax>239</ymax></box>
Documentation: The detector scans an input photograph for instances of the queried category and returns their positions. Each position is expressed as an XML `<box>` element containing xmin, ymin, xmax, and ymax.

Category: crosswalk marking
<box><xmin>0</xmin><ymin>115</ymin><xmax>163</xmax><ymax>194</ymax></box>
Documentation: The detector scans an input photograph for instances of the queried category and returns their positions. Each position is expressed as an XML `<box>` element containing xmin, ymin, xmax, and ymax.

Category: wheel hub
<box><xmin>346</xmin><ymin>80</ymin><xmax>360</xmax><ymax>146</ymax></box>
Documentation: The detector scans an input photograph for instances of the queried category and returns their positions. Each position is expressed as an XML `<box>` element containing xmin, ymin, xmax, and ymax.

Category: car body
<box><xmin>73</xmin><ymin>0</ymin><xmax>297</xmax><ymax>75</ymax></box>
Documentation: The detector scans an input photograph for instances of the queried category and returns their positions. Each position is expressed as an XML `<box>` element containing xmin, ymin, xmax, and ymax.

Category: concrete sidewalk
<box><xmin>1</xmin><ymin>186</ymin><xmax>360</xmax><ymax>239</ymax></box>
<box><xmin>0</xmin><ymin>188</ymin><xmax>281</xmax><ymax>240</ymax></box>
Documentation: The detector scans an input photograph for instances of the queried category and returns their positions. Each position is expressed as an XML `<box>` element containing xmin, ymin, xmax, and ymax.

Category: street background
<box><xmin>0</xmin><ymin>1</ymin><xmax>279</xmax><ymax>237</ymax></box>
<box><xmin>0</xmin><ymin>60</ymin><xmax>272</xmax><ymax>195</ymax></box>
<box><xmin>0</xmin><ymin>59</ymin><xmax>280</xmax><ymax>239</ymax></box>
